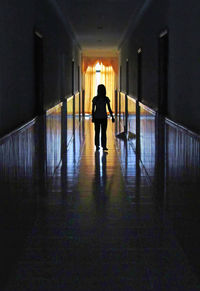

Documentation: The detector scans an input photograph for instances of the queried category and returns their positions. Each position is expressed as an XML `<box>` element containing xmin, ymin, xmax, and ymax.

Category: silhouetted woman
<box><xmin>92</xmin><ymin>84</ymin><xmax>115</xmax><ymax>151</ymax></box>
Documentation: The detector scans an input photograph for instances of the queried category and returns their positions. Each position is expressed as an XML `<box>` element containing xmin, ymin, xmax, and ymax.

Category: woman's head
<box><xmin>97</xmin><ymin>84</ymin><xmax>106</xmax><ymax>96</ymax></box>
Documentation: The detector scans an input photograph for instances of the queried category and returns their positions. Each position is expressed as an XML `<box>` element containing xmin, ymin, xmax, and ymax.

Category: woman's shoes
<box><xmin>103</xmin><ymin>147</ymin><xmax>108</xmax><ymax>151</ymax></box>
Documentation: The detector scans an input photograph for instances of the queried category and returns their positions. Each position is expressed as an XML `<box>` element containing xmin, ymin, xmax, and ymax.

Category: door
<box><xmin>158</xmin><ymin>30</ymin><xmax>168</xmax><ymax>115</ymax></box>
<box><xmin>34</xmin><ymin>31</ymin><xmax>44</xmax><ymax>115</ymax></box>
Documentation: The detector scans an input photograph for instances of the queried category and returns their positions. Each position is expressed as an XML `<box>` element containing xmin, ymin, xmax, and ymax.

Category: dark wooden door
<box><xmin>34</xmin><ymin>31</ymin><xmax>44</xmax><ymax>115</ymax></box>
<box><xmin>158</xmin><ymin>30</ymin><xmax>168</xmax><ymax>115</ymax></box>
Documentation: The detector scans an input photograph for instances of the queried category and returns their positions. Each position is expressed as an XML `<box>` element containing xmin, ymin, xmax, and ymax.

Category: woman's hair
<box><xmin>97</xmin><ymin>84</ymin><xmax>106</xmax><ymax>96</ymax></box>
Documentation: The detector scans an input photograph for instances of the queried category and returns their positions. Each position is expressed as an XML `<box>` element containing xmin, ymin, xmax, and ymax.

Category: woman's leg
<box><xmin>101</xmin><ymin>119</ymin><xmax>107</xmax><ymax>148</ymax></box>
<box><xmin>94</xmin><ymin>120</ymin><xmax>100</xmax><ymax>147</ymax></box>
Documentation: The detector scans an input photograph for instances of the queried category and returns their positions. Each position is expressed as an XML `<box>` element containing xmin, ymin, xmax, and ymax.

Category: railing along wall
<box><xmin>0</xmin><ymin>91</ymin><xmax>82</xmax><ymax>174</ymax></box>
<box><xmin>118</xmin><ymin>91</ymin><xmax>200</xmax><ymax>188</ymax></box>
<box><xmin>117</xmin><ymin>91</ymin><xmax>200</xmax><ymax>274</ymax></box>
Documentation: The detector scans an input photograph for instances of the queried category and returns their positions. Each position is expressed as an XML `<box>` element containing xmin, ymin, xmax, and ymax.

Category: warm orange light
<box><xmin>95</xmin><ymin>62</ymin><xmax>101</xmax><ymax>71</ymax></box>
<box><xmin>84</xmin><ymin>62</ymin><xmax>116</xmax><ymax>114</ymax></box>
<box><xmin>82</xmin><ymin>57</ymin><xmax>118</xmax><ymax>73</ymax></box>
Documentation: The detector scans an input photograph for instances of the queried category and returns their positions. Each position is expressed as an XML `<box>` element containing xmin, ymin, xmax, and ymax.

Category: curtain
<box><xmin>84</xmin><ymin>63</ymin><xmax>116</xmax><ymax>114</ymax></box>
<box><xmin>85</xmin><ymin>66</ymin><xmax>96</xmax><ymax>113</ymax></box>
<box><xmin>100</xmin><ymin>64</ymin><xmax>115</xmax><ymax>111</ymax></box>
<box><xmin>82</xmin><ymin>57</ymin><xmax>118</xmax><ymax>74</ymax></box>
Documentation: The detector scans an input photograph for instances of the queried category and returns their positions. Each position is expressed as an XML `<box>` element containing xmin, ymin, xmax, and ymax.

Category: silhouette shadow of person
<box><xmin>92</xmin><ymin>84</ymin><xmax>115</xmax><ymax>151</ymax></box>
<box><xmin>92</xmin><ymin>151</ymin><xmax>109</xmax><ymax>217</ymax></box>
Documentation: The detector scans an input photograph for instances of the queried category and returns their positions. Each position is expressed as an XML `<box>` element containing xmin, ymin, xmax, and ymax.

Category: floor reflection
<box><xmin>0</xmin><ymin>107</ymin><xmax>200</xmax><ymax>291</ymax></box>
<box><xmin>93</xmin><ymin>151</ymin><xmax>109</xmax><ymax>215</ymax></box>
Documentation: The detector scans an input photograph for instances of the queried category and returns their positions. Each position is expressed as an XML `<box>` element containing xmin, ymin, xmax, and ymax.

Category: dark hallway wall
<box><xmin>0</xmin><ymin>1</ymin><xmax>35</xmax><ymax>136</ymax></box>
<box><xmin>167</xmin><ymin>0</ymin><xmax>200</xmax><ymax>133</ymax></box>
<box><xmin>36</xmin><ymin>0</ymin><xmax>81</xmax><ymax>108</ymax></box>
<box><xmin>120</xmin><ymin>0</ymin><xmax>168</xmax><ymax>107</ymax></box>
<box><xmin>0</xmin><ymin>0</ymin><xmax>80</xmax><ymax>137</ymax></box>
<box><xmin>120</xmin><ymin>0</ymin><xmax>200</xmax><ymax>133</ymax></box>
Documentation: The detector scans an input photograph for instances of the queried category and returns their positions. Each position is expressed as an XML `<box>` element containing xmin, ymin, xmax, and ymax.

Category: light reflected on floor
<box><xmin>0</xmin><ymin>106</ymin><xmax>200</xmax><ymax>291</ymax></box>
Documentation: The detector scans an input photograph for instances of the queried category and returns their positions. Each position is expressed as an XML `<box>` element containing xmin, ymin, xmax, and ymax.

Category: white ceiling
<box><xmin>57</xmin><ymin>0</ymin><xmax>145</xmax><ymax>54</ymax></box>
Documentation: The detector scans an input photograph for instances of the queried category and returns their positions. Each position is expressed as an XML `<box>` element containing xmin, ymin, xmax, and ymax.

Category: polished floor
<box><xmin>1</xmin><ymin>109</ymin><xmax>200</xmax><ymax>291</ymax></box>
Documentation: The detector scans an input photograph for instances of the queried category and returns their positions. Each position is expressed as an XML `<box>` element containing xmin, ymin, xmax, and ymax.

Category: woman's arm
<box><xmin>92</xmin><ymin>101</ymin><xmax>95</xmax><ymax>122</ymax></box>
<box><xmin>107</xmin><ymin>100</ymin><xmax>115</xmax><ymax>122</ymax></box>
